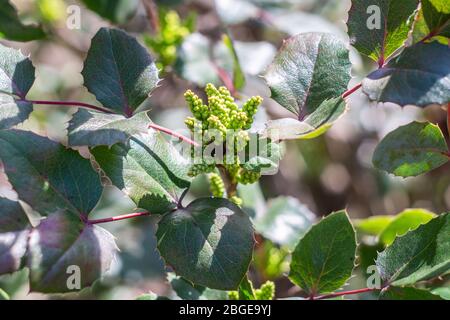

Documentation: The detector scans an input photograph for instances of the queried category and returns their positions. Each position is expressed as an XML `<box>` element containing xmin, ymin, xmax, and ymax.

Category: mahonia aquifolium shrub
<box><xmin>145</xmin><ymin>9</ymin><xmax>195</xmax><ymax>71</ymax></box>
<box><xmin>184</xmin><ymin>84</ymin><xmax>263</xmax><ymax>203</ymax></box>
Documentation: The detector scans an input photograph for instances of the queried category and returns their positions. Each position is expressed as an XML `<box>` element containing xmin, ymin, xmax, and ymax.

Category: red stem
<box><xmin>88</xmin><ymin>211</ymin><xmax>150</xmax><ymax>225</ymax></box>
<box><xmin>149</xmin><ymin>123</ymin><xmax>199</xmax><ymax>147</ymax></box>
<box><xmin>24</xmin><ymin>99</ymin><xmax>114</xmax><ymax>114</ymax></box>
<box><xmin>342</xmin><ymin>83</ymin><xmax>362</xmax><ymax>99</ymax></box>
<box><xmin>314</xmin><ymin>287</ymin><xmax>380</xmax><ymax>300</ymax></box>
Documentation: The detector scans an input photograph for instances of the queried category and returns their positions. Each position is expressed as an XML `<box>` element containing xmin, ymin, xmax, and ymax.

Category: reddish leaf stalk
<box><xmin>214</xmin><ymin>64</ymin><xmax>237</xmax><ymax>97</ymax></box>
<box><xmin>342</xmin><ymin>83</ymin><xmax>362</xmax><ymax>99</ymax></box>
<box><xmin>149</xmin><ymin>123</ymin><xmax>199</xmax><ymax>147</ymax></box>
<box><xmin>87</xmin><ymin>211</ymin><xmax>150</xmax><ymax>225</ymax></box>
<box><xmin>313</xmin><ymin>287</ymin><xmax>380</xmax><ymax>300</ymax></box>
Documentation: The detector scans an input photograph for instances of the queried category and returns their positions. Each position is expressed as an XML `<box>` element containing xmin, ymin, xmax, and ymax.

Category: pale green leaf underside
<box><xmin>289</xmin><ymin>211</ymin><xmax>357</xmax><ymax>294</ymax></box>
<box><xmin>262</xmin><ymin>97</ymin><xmax>347</xmax><ymax>141</ymax></box>
<box><xmin>91</xmin><ymin>131</ymin><xmax>191</xmax><ymax>214</ymax></box>
<box><xmin>376</xmin><ymin>213</ymin><xmax>450</xmax><ymax>286</ymax></box>
<box><xmin>373</xmin><ymin>121</ymin><xmax>449</xmax><ymax>177</ymax></box>
<box><xmin>68</xmin><ymin>109</ymin><xmax>151</xmax><ymax>147</ymax></box>
<box><xmin>265</xmin><ymin>33</ymin><xmax>351</xmax><ymax>119</ymax></box>
<box><xmin>347</xmin><ymin>0</ymin><xmax>419</xmax><ymax>62</ymax></box>
<box><xmin>156</xmin><ymin>198</ymin><xmax>254</xmax><ymax>290</ymax></box>
<box><xmin>379</xmin><ymin>209</ymin><xmax>435</xmax><ymax>245</ymax></box>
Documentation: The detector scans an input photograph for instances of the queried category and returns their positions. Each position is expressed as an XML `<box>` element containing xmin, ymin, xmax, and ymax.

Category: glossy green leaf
<box><xmin>355</xmin><ymin>216</ymin><xmax>394</xmax><ymax>236</ymax></box>
<box><xmin>264</xmin><ymin>33</ymin><xmax>351</xmax><ymax>119</ymax></box>
<box><xmin>27</xmin><ymin>211</ymin><xmax>118</xmax><ymax>293</ymax></box>
<box><xmin>347</xmin><ymin>0</ymin><xmax>419</xmax><ymax>62</ymax></box>
<box><xmin>254</xmin><ymin>196</ymin><xmax>315</xmax><ymax>250</ymax></box>
<box><xmin>412</xmin><ymin>0</ymin><xmax>450</xmax><ymax>43</ymax></box>
<box><xmin>91</xmin><ymin>131</ymin><xmax>191</xmax><ymax>214</ymax></box>
<box><xmin>81</xmin><ymin>0</ymin><xmax>139</xmax><ymax>24</ymax></box>
<box><xmin>362</xmin><ymin>42</ymin><xmax>450</xmax><ymax>107</ymax></box>
<box><xmin>262</xmin><ymin>97</ymin><xmax>347</xmax><ymax>141</ymax></box>
<box><xmin>238</xmin><ymin>276</ymin><xmax>256</xmax><ymax>300</ymax></box>
<box><xmin>0</xmin><ymin>130</ymin><xmax>103</xmax><ymax>218</ymax></box>
<box><xmin>289</xmin><ymin>211</ymin><xmax>356</xmax><ymax>294</ymax></box>
<box><xmin>0</xmin><ymin>0</ymin><xmax>45</xmax><ymax>42</ymax></box>
<box><xmin>156</xmin><ymin>198</ymin><xmax>254</xmax><ymax>290</ymax></box>
<box><xmin>0</xmin><ymin>198</ymin><xmax>30</xmax><ymax>275</ymax></box>
<box><xmin>380</xmin><ymin>286</ymin><xmax>443</xmax><ymax>300</ymax></box>
<box><xmin>376</xmin><ymin>213</ymin><xmax>450</xmax><ymax>286</ymax></box>
<box><xmin>431</xmin><ymin>286</ymin><xmax>450</xmax><ymax>299</ymax></box>
<box><xmin>379</xmin><ymin>209</ymin><xmax>435</xmax><ymax>245</ymax></box>
<box><xmin>82</xmin><ymin>28</ymin><xmax>159</xmax><ymax>116</ymax></box>
<box><xmin>372</xmin><ymin>122</ymin><xmax>449</xmax><ymax>177</ymax></box>
<box><xmin>68</xmin><ymin>109</ymin><xmax>151</xmax><ymax>147</ymax></box>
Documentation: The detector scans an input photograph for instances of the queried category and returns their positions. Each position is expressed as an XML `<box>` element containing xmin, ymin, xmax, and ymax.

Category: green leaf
<box><xmin>0</xmin><ymin>130</ymin><xmax>103</xmax><ymax>218</ymax></box>
<box><xmin>412</xmin><ymin>0</ymin><xmax>450</xmax><ymax>43</ymax></box>
<box><xmin>372</xmin><ymin>121</ymin><xmax>449</xmax><ymax>177</ymax></box>
<box><xmin>376</xmin><ymin>213</ymin><xmax>450</xmax><ymax>286</ymax></box>
<box><xmin>68</xmin><ymin>109</ymin><xmax>151</xmax><ymax>147</ymax></box>
<box><xmin>0</xmin><ymin>198</ymin><xmax>30</xmax><ymax>275</ymax></box>
<box><xmin>238</xmin><ymin>275</ymin><xmax>256</xmax><ymax>300</ymax></box>
<box><xmin>431</xmin><ymin>286</ymin><xmax>450</xmax><ymax>299</ymax></box>
<box><xmin>429</xmin><ymin>0</ymin><xmax>450</xmax><ymax>13</ymax></box>
<box><xmin>379</xmin><ymin>209</ymin><xmax>435</xmax><ymax>245</ymax></box>
<box><xmin>362</xmin><ymin>42</ymin><xmax>450</xmax><ymax>107</ymax></box>
<box><xmin>91</xmin><ymin>132</ymin><xmax>191</xmax><ymax>214</ymax></box>
<box><xmin>0</xmin><ymin>288</ymin><xmax>9</xmax><ymax>300</ymax></box>
<box><xmin>0</xmin><ymin>0</ymin><xmax>45</xmax><ymax>42</ymax></box>
<box><xmin>222</xmin><ymin>34</ymin><xmax>245</xmax><ymax>90</ymax></box>
<box><xmin>264</xmin><ymin>33</ymin><xmax>351</xmax><ymax>119</ymax></box>
<box><xmin>156</xmin><ymin>198</ymin><xmax>255</xmax><ymax>290</ymax></box>
<box><xmin>262</xmin><ymin>97</ymin><xmax>347</xmax><ymax>141</ymax></box>
<box><xmin>81</xmin><ymin>0</ymin><xmax>139</xmax><ymax>24</ymax></box>
<box><xmin>347</xmin><ymin>0</ymin><xmax>419</xmax><ymax>63</ymax></box>
<box><xmin>27</xmin><ymin>211</ymin><xmax>118</xmax><ymax>293</ymax></box>
<box><xmin>355</xmin><ymin>216</ymin><xmax>394</xmax><ymax>236</ymax></box>
<box><xmin>168</xmin><ymin>273</ymin><xmax>228</xmax><ymax>300</ymax></box>
<box><xmin>136</xmin><ymin>292</ymin><xmax>170</xmax><ymax>300</ymax></box>
<box><xmin>380</xmin><ymin>286</ymin><xmax>443</xmax><ymax>300</ymax></box>
<box><xmin>289</xmin><ymin>210</ymin><xmax>356</xmax><ymax>295</ymax></box>
<box><xmin>82</xmin><ymin>28</ymin><xmax>159</xmax><ymax>116</ymax></box>
<box><xmin>254</xmin><ymin>196</ymin><xmax>315</xmax><ymax>250</ymax></box>
<box><xmin>242</xmin><ymin>139</ymin><xmax>283</xmax><ymax>175</ymax></box>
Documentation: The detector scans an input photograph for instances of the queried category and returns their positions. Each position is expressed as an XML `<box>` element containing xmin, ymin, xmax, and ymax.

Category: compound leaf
<box><xmin>68</xmin><ymin>109</ymin><xmax>151</xmax><ymax>147</ymax></box>
<box><xmin>0</xmin><ymin>198</ymin><xmax>30</xmax><ymax>275</ymax></box>
<box><xmin>0</xmin><ymin>130</ymin><xmax>103</xmax><ymax>218</ymax></box>
<box><xmin>82</xmin><ymin>28</ymin><xmax>159</xmax><ymax>116</ymax></box>
<box><xmin>91</xmin><ymin>131</ymin><xmax>191</xmax><ymax>214</ymax></box>
<box><xmin>362</xmin><ymin>42</ymin><xmax>450</xmax><ymax>107</ymax></box>
<box><xmin>372</xmin><ymin>121</ymin><xmax>449</xmax><ymax>177</ymax></box>
<box><xmin>264</xmin><ymin>33</ymin><xmax>351</xmax><ymax>119</ymax></box>
<box><xmin>27</xmin><ymin>211</ymin><xmax>118</xmax><ymax>293</ymax></box>
<box><xmin>289</xmin><ymin>210</ymin><xmax>356</xmax><ymax>295</ymax></box>
<box><xmin>156</xmin><ymin>198</ymin><xmax>254</xmax><ymax>290</ymax></box>
<box><xmin>376</xmin><ymin>213</ymin><xmax>450</xmax><ymax>286</ymax></box>
<box><xmin>347</xmin><ymin>0</ymin><xmax>419</xmax><ymax>63</ymax></box>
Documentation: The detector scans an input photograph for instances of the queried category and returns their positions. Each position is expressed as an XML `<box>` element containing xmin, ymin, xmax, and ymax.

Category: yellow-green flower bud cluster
<box><xmin>237</xmin><ymin>169</ymin><xmax>261</xmax><ymax>185</ymax></box>
<box><xmin>255</xmin><ymin>281</ymin><xmax>275</xmax><ymax>300</ymax></box>
<box><xmin>208</xmin><ymin>173</ymin><xmax>225</xmax><ymax>198</ymax></box>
